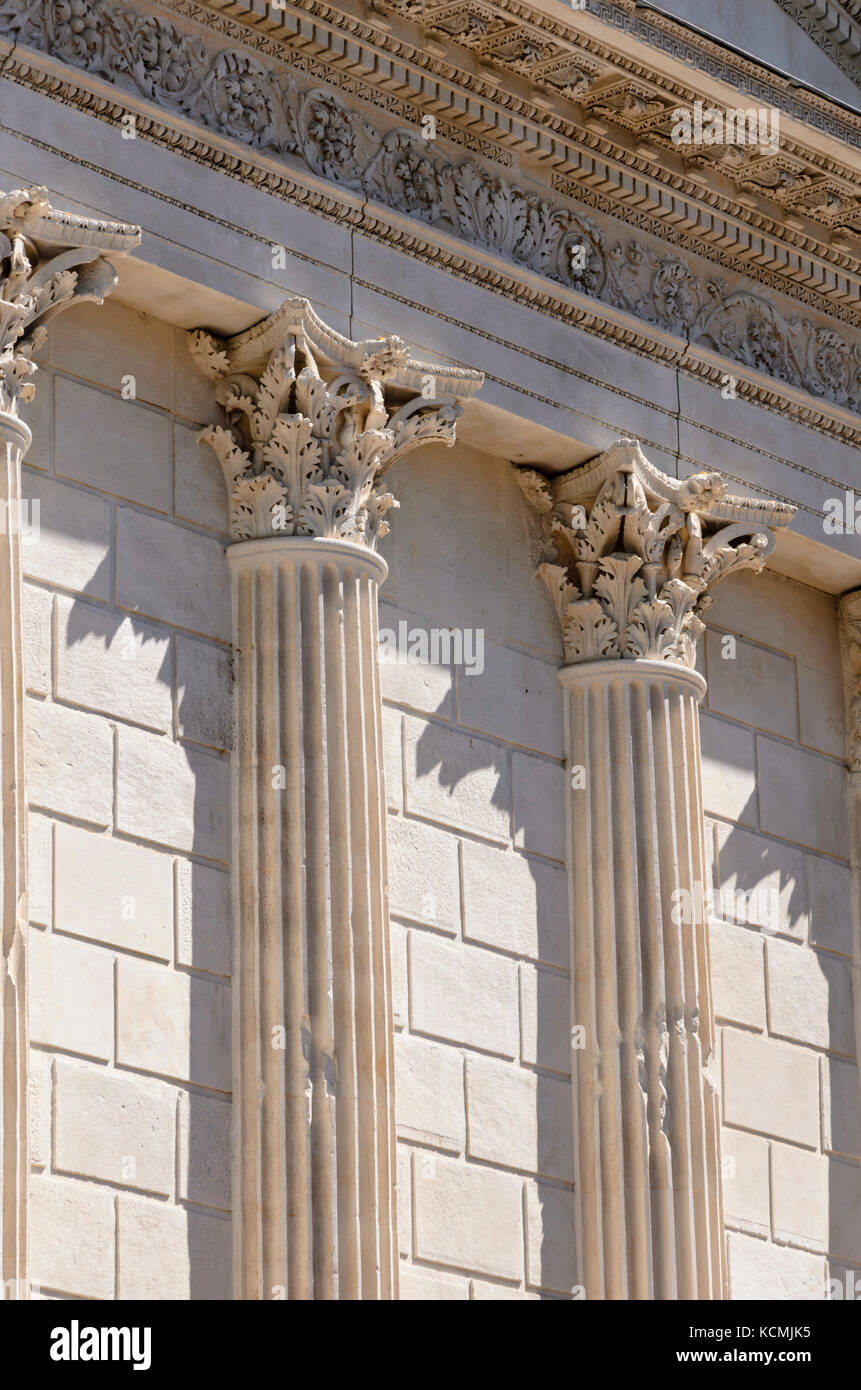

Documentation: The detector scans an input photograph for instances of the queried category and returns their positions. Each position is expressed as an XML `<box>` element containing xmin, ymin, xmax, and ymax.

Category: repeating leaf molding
<box><xmin>516</xmin><ymin>440</ymin><xmax>796</xmax><ymax>668</ymax></box>
<box><xmin>191</xmin><ymin>297</ymin><xmax>483</xmax><ymax>545</ymax></box>
<box><xmin>0</xmin><ymin>185</ymin><xmax>140</xmax><ymax>416</ymax></box>
<box><xmin>2</xmin><ymin>0</ymin><xmax>860</xmax><ymax>415</ymax></box>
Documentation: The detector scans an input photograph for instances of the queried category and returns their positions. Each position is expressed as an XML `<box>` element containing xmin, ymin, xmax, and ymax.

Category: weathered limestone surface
<box><xmin>0</xmin><ymin>186</ymin><xmax>138</xmax><ymax>1297</ymax></box>
<box><xmin>15</xmin><ymin>291</ymin><xmax>861</xmax><ymax>1300</ymax></box>
<box><xmin>517</xmin><ymin>440</ymin><xmax>796</xmax><ymax>1299</ymax></box>
<box><xmin>21</xmin><ymin>301</ymin><xmax>232</xmax><ymax>1303</ymax></box>
<box><xmin>197</xmin><ymin>298</ymin><xmax>482</xmax><ymax>1298</ymax></box>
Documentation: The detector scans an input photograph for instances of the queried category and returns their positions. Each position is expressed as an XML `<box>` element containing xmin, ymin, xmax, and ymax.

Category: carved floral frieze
<box><xmin>193</xmin><ymin>297</ymin><xmax>481</xmax><ymax>545</ymax></box>
<box><xmin>2</xmin><ymin>0</ymin><xmax>859</xmax><ymax>414</ymax></box>
<box><xmin>516</xmin><ymin>439</ymin><xmax>796</xmax><ymax>668</ymax></box>
<box><xmin>0</xmin><ymin>184</ymin><xmax>140</xmax><ymax>415</ymax></box>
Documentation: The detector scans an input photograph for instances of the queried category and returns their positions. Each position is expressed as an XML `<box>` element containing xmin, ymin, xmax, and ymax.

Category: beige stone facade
<box><xmin>0</xmin><ymin>0</ymin><xmax>859</xmax><ymax>1303</ymax></box>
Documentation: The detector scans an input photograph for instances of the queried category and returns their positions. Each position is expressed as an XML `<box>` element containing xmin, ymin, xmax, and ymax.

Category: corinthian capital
<box><xmin>0</xmin><ymin>186</ymin><xmax>140</xmax><ymax>416</ymax></box>
<box><xmin>192</xmin><ymin>299</ymin><xmax>482</xmax><ymax>545</ymax></box>
<box><xmin>517</xmin><ymin>439</ymin><xmax>796</xmax><ymax>668</ymax></box>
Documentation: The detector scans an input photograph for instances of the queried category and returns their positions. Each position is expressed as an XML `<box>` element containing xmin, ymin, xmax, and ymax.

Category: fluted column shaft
<box><xmin>563</xmin><ymin>659</ymin><xmax>723</xmax><ymax>1300</ymax></box>
<box><xmin>0</xmin><ymin>413</ymin><xmax>30</xmax><ymax>1295</ymax></box>
<box><xmin>229</xmin><ymin>537</ymin><xmax>396</xmax><ymax>1301</ymax></box>
<box><xmin>515</xmin><ymin>442</ymin><xmax>796</xmax><ymax>1300</ymax></box>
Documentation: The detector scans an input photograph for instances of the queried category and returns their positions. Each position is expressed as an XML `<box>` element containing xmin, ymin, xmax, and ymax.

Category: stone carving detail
<box><xmin>517</xmin><ymin>439</ymin><xmax>796</xmax><ymax>668</ymax></box>
<box><xmin>839</xmin><ymin>589</ymin><xmax>861</xmax><ymax>773</ymax></box>
<box><xmin>769</xmin><ymin>0</ymin><xmax>861</xmax><ymax>86</ymax></box>
<box><xmin>2</xmin><ymin>0</ymin><xmax>859</xmax><ymax>412</ymax></box>
<box><xmin>0</xmin><ymin>185</ymin><xmax>139</xmax><ymax>415</ymax></box>
<box><xmin>379</xmin><ymin>0</ymin><xmax>861</xmax><ymax>146</ymax></box>
<box><xmin>194</xmin><ymin>298</ymin><xmax>482</xmax><ymax>544</ymax></box>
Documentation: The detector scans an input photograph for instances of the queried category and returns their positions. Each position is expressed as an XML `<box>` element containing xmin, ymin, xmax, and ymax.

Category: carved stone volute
<box><xmin>192</xmin><ymin>299</ymin><xmax>482</xmax><ymax>545</ymax></box>
<box><xmin>0</xmin><ymin>185</ymin><xmax>140</xmax><ymax>418</ymax></box>
<box><xmin>517</xmin><ymin>438</ymin><xmax>796</xmax><ymax>668</ymax></box>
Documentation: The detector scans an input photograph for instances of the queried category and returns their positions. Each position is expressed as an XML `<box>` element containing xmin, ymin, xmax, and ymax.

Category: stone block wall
<box><xmin>378</xmin><ymin>442</ymin><xmax>576</xmax><ymax>1299</ymax></box>
<box><xmin>702</xmin><ymin>570</ymin><xmax>858</xmax><ymax>1300</ymax></box>
<box><xmin>17</xmin><ymin>299</ymin><xmax>860</xmax><ymax>1301</ymax></box>
<box><xmin>22</xmin><ymin>300</ymin><xmax>233</xmax><ymax>1300</ymax></box>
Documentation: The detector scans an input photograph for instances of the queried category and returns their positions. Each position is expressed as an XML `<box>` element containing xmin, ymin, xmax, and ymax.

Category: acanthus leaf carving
<box><xmin>194</xmin><ymin>297</ymin><xmax>482</xmax><ymax>543</ymax></box>
<box><xmin>517</xmin><ymin>440</ymin><xmax>796</xmax><ymax>668</ymax></box>
<box><xmin>0</xmin><ymin>184</ymin><xmax>139</xmax><ymax>416</ymax></box>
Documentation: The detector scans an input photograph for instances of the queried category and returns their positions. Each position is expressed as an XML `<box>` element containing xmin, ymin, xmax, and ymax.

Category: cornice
<box><xmin>4</xmin><ymin>0</ymin><xmax>861</xmax><ymax>339</ymax></box>
<box><xmin>771</xmin><ymin>0</ymin><xmax>861</xmax><ymax>87</ymax></box>
<box><xmin>3</xmin><ymin>38</ymin><xmax>861</xmax><ymax>447</ymax></box>
<box><xmin>391</xmin><ymin>0</ymin><xmax>861</xmax><ymax>133</ymax></box>
<box><xmin>179</xmin><ymin>0</ymin><xmax>861</xmax><ymax>315</ymax></box>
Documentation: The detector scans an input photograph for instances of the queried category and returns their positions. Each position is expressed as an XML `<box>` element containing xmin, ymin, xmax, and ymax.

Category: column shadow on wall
<box><xmin>62</xmin><ymin>578</ymin><xmax>233</xmax><ymax>1301</ymax></box>
<box><xmin>412</xmin><ymin>697</ymin><xmax>575</xmax><ymax>1299</ymax></box>
<box><xmin>712</xmin><ymin>795</ymin><xmax>859</xmax><ymax>1300</ymax></box>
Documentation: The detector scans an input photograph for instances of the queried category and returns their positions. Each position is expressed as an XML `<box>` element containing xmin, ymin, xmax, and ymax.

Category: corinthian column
<box><xmin>194</xmin><ymin>301</ymin><xmax>481</xmax><ymax>1300</ymax></box>
<box><xmin>517</xmin><ymin>441</ymin><xmax>795</xmax><ymax>1301</ymax></box>
<box><xmin>0</xmin><ymin>187</ymin><xmax>139</xmax><ymax>1295</ymax></box>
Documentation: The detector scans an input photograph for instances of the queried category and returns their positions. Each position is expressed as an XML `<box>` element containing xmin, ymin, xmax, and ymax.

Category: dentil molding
<box><xmin>2</xmin><ymin>0</ymin><xmax>861</xmax><ymax>417</ymax></box>
<box><xmin>770</xmin><ymin>0</ymin><xmax>861</xmax><ymax>86</ymax></box>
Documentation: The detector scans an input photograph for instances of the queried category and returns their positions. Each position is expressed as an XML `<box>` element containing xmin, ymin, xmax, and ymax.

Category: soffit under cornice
<box><xmin>2</xmin><ymin>0</ymin><xmax>860</xmax><ymax>438</ymax></box>
<box><xmin>770</xmin><ymin>0</ymin><xmax>861</xmax><ymax>87</ymax></box>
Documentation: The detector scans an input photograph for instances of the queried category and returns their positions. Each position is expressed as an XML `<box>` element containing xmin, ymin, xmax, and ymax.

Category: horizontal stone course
<box><xmin>117</xmin><ymin>1198</ymin><xmax>231</xmax><ymax>1300</ymax></box>
<box><xmin>727</xmin><ymin>1231</ymin><xmax>825</xmax><ymax>1300</ymax></box>
<box><xmin>705</xmin><ymin>629</ymin><xmax>797</xmax><ymax>740</ymax></box>
<box><xmin>410</xmin><ymin>931</ymin><xmax>518</xmax><ymax>1059</ymax></box>
<box><xmin>116</xmin><ymin>507</ymin><xmax>230</xmax><ymax>641</ymax></box>
<box><xmin>404</xmin><ymin>716</ymin><xmax>511</xmax><ymax>843</ymax></box>
<box><xmin>388</xmin><ymin>815</ymin><xmax>460</xmax><ymax>934</ymax></box>
<box><xmin>720</xmin><ymin>1127</ymin><xmax>770</xmax><ymax>1236</ymax></box>
<box><xmin>116</xmin><ymin>725</ymin><xmax>230</xmax><ymax>861</ymax></box>
<box><xmin>461</xmin><ymin>838</ymin><xmax>567</xmax><ymax>966</ymax></box>
<box><xmin>55</xmin><ymin>593</ymin><xmax>172</xmax><ymax>732</ymax></box>
<box><xmin>757</xmin><ymin>736</ymin><xmax>849</xmax><ymax>859</ymax></box>
<box><xmin>29</xmin><ymin>931</ymin><xmax>114</xmax><ymax>1061</ymax></box>
<box><xmin>700</xmin><ymin>714</ymin><xmax>757</xmax><ymax>825</ymax></box>
<box><xmin>178</xmin><ymin>1091</ymin><xmax>231</xmax><ymax>1210</ymax></box>
<box><xmin>116</xmin><ymin>957</ymin><xmax>231</xmax><ymax>1091</ymax></box>
<box><xmin>394</xmin><ymin>1034</ymin><xmax>465</xmax><ymax>1153</ymax></box>
<box><xmin>412</xmin><ymin>1152</ymin><xmax>523</xmax><ymax>1281</ymax></box>
<box><xmin>511</xmin><ymin>752</ymin><xmax>566</xmax><ymax>862</ymax></box>
<box><xmin>466</xmin><ymin>1054</ymin><xmax>573</xmax><ymax>1182</ymax></box>
<box><xmin>767</xmin><ymin>938</ymin><xmax>855</xmax><ymax>1056</ymax></box>
<box><xmin>54</xmin><ymin>1059</ymin><xmax>175</xmax><ymax>1196</ymax></box>
<box><xmin>22</xmin><ymin>471</ymin><xmax>112</xmax><ymax>599</ymax></box>
<box><xmin>55</xmin><ymin>377</ymin><xmax>171</xmax><ymax>512</ymax></box>
<box><xmin>26</xmin><ymin>698</ymin><xmax>113</xmax><ymax>826</ymax></box>
<box><xmin>722</xmin><ymin>1028</ymin><xmax>819</xmax><ymax>1148</ymax></box>
<box><xmin>709</xmin><ymin>921</ymin><xmax>766</xmax><ymax>1030</ymax></box>
<box><xmin>524</xmin><ymin>1181</ymin><xmax>576</xmax><ymax>1294</ymax></box>
<box><xmin>55</xmin><ymin>822</ymin><xmax>173</xmax><ymax>961</ymax></box>
<box><xmin>29</xmin><ymin>1175</ymin><xmax>116</xmax><ymax>1300</ymax></box>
